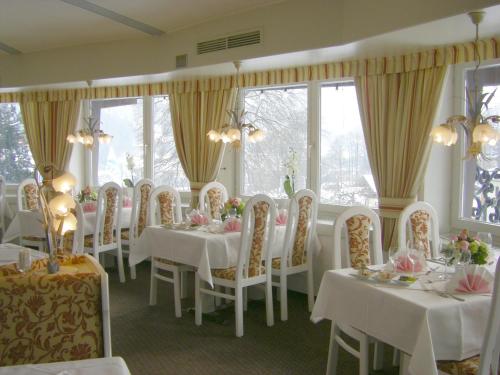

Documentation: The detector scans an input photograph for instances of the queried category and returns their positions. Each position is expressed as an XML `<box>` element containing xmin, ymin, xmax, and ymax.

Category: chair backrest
<box><xmin>398</xmin><ymin>201</ymin><xmax>440</xmax><ymax>259</ymax></box>
<box><xmin>199</xmin><ymin>181</ymin><xmax>228</xmax><ymax>219</ymax></box>
<box><xmin>94</xmin><ymin>182</ymin><xmax>122</xmax><ymax>247</ymax></box>
<box><xmin>0</xmin><ymin>175</ymin><xmax>5</xmax><ymax>227</ymax></box>
<box><xmin>478</xmin><ymin>260</ymin><xmax>500</xmax><ymax>375</ymax></box>
<box><xmin>333</xmin><ymin>206</ymin><xmax>383</xmax><ymax>269</ymax></box>
<box><xmin>281</xmin><ymin>189</ymin><xmax>318</xmax><ymax>268</ymax></box>
<box><xmin>129</xmin><ymin>179</ymin><xmax>154</xmax><ymax>243</ymax></box>
<box><xmin>17</xmin><ymin>178</ymin><xmax>39</xmax><ymax>211</ymax></box>
<box><xmin>149</xmin><ymin>185</ymin><xmax>182</xmax><ymax>225</ymax></box>
<box><xmin>237</xmin><ymin>194</ymin><xmax>276</xmax><ymax>280</ymax></box>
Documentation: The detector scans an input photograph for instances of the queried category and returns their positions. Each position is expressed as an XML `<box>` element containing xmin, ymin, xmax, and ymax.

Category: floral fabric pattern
<box><xmin>409</xmin><ymin>210</ymin><xmax>431</xmax><ymax>258</ymax></box>
<box><xmin>0</xmin><ymin>255</ymin><xmax>104</xmax><ymax>365</ymax></box>
<box><xmin>158</xmin><ymin>192</ymin><xmax>174</xmax><ymax>225</ymax></box>
<box><xmin>213</xmin><ymin>265</ymin><xmax>266</xmax><ymax>280</ymax></box>
<box><xmin>206</xmin><ymin>188</ymin><xmax>222</xmax><ymax>218</ymax></box>
<box><xmin>346</xmin><ymin>215</ymin><xmax>371</xmax><ymax>269</ymax></box>
<box><xmin>102</xmin><ymin>187</ymin><xmax>118</xmax><ymax>245</ymax></box>
<box><xmin>248</xmin><ymin>201</ymin><xmax>270</xmax><ymax>277</ymax></box>
<box><xmin>23</xmin><ymin>184</ymin><xmax>39</xmax><ymax>210</ymax></box>
<box><xmin>437</xmin><ymin>355</ymin><xmax>480</xmax><ymax>375</ymax></box>
<box><xmin>137</xmin><ymin>184</ymin><xmax>152</xmax><ymax>237</ymax></box>
<box><xmin>291</xmin><ymin>196</ymin><xmax>313</xmax><ymax>266</ymax></box>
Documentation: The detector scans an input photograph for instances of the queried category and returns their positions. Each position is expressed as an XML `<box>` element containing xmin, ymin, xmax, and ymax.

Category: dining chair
<box><xmin>121</xmin><ymin>178</ymin><xmax>154</xmax><ymax>280</ymax></box>
<box><xmin>199</xmin><ymin>181</ymin><xmax>228</xmax><ymax>220</ymax></box>
<box><xmin>17</xmin><ymin>177</ymin><xmax>39</xmax><ymax>211</ymax></box>
<box><xmin>0</xmin><ymin>175</ymin><xmax>6</xmax><ymax>238</ymax></box>
<box><xmin>329</xmin><ymin>205</ymin><xmax>383</xmax><ymax>375</ymax></box>
<box><xmin>60</xmin><ymin>200</ymin><xmax>85</xmax><ymax>254</ymax></box>
<box><xmin>148</xmin><ymin>185</ymin><xmax>191</xmax><ymax>318</ymax></box>
<box><xmin>83</xmin><ymin>181</ymin><xmax>126</xmax><ymax>283</ymax></box>
<box><xmin>437</xmin><ymin>260</ymin><xmax>500</xmax><ymax>375</ymax></box>
<box><xmin>195</xmin><ymin>194</ymin><xmax>276</xmax><ymax>337</ymax></box>
<box><xmin>271</xmin><ymin>189</ymin><xmax>318</xmax><ymax>321</ymax></box>
<box><xmin>398</xmin><ymin>201</ymin><xmax>440</xmax><ymax>259</ymax></box>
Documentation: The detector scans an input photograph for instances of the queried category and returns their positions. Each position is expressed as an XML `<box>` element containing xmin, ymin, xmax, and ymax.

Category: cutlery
<box><xmin>426</xmin><ymin>280</ymin><xmax>465</xmax><ymax>301</ymax></box>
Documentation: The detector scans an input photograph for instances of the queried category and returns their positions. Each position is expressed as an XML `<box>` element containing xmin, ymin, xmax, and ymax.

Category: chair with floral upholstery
<box><xmin>16</xmin><ymin>177</ymin><xmax>39</xmax><ymax>211</ymax></box>
<box><xmin>148</xmin><ymin>185</ymin><xmax>191</xmax><ymax>317</ymax></box>
<box><xmin>121</xmin><ymin>179</ymin><xmax>154</xmax><ymax>280</ymax></box>
<box><xmin>328</xmin><ymin>206</ymin><xmax>383</xmax><ymax>375</ymax></box>
<box><xmin>0</xmin><ymin>175</ymin><xmax>6</xmax><ymax>238</ymax></box>
<box><xmin>271</xmin><ymin>189</ymin><xmax>318</xmax><ymax>321</ymax></box>
<box><xmin>83</xmin><ymin>182</ymin><xmax>125</xmax><ymax>283</ymax></box>
<box><xmin>199</xmin><ymin>181</ymin><xmax>228</xmax><ymax>220</ymax></box>
<box><xmin>195</xmin><ymin>194</ymin><xmax>276</xmax><ymax>337</ymax></box>
<box><xmin>398</xmin><ymin>201</ymin><xmax>440</xmax><ymax>259</ymax></box>
<box><xmin>437</xmin><ymin>259</ymin><xmax>500</xmax><ymax>375</ymax></box>
<box><xmin>60</xmin><ymin>200</ymin><xmax>85</xmax><ymax>255</ymax></box>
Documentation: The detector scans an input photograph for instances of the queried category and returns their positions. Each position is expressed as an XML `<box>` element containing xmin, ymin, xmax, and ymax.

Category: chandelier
<box><xmin>207</xmin><ymin>61</ymin><xmax>264</xmax><ymax>149</ymax></box>
<box><xmin>67</xmin><ymin>114</ymin><xmax>113</xmax><ymax>149</ymax></box>
<box><xmin>430</xmin><ymin>11</ymin><xmax>500</xmax><ymax>160</ymax></box>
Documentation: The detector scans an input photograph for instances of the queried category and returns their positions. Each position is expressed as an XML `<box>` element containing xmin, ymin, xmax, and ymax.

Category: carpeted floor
<box><xmin>107</xmin><ymin>263</ymin><xmax>400</xmax><ymax>375</ymax></box>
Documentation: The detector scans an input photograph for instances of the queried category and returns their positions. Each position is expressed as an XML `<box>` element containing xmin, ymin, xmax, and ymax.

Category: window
<box><xmin>152</xmin><ymin>96</ymin><xmax>189</xmax><ymax>190</ymax></box>
<box><xmin>320</xmin><ymin>83</ymin><xmax>376</xmax><ymax>206</ymax></box>
<box><xmin>242</xmin><ymin>86</ymin><xmax>308</xmax><ymax>198</ymax></box>
<box><xmin>0</xmin><ymin>103</ymin><xmax>35</xmax><ymax>183</ymax></box>
<box><xmin>92</xmin><ymin>98</ymin><xmax>144</xmax><ymax>186</ymax></box>
<box><xmin>460</xmin><ymin>64</ymin><xmax>500</xmax><ymax>225</ymax></box>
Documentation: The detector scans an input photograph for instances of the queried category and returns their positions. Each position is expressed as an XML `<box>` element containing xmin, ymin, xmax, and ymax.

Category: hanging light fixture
<box><xmin>67</xmin><ymin>81</ymin><xmax>113</xmax><ymax>149</ymax></box>
<box><xmin>430</xmin><ymin>10</ymin><xmax>500</xmax><ymax>160</ymax></box>
<box><xmin>207</xmin><ymin>61</ymin><xmax>264</xmax><ymax>150</ymax></box>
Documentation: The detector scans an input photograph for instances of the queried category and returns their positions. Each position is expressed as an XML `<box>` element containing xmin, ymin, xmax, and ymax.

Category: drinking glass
<box><xmin>439</xmin><ymin>240</ymin><xmax>454</xmax><ymax>280</ymax></box>
<box><xmin>229</xmin><ymin>207</ymin><xmax>237</xmax><ymax>218</ymax></box>
<box><xmin>477</xmin><ymin>232</ymin><xmax>492</xmax><ymax>247</ymax></box>
<box><xmin>388</xmin><ymin>247</ymin><xmax>400</xmax><ymax>272</ymax></box>
<box><xmin>17</xmin><ymin>249</ymin><xmax>32</xmax><ymax>273</ymax></box>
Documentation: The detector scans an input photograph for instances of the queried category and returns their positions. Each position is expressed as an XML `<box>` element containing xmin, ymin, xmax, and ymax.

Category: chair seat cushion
<box><xmin>212</xmin><ymin>266</ymin><xmax>266</xmax><ymax>280</ymax></box>
<box><xmin>121</xmin><ymin>229</ymin><xmax>129</xmax><ymax>240</ymax></box>
<box><xmin>84</xmin><ymin>234</ymin><xmax>117</xmax><ymax>248</ymax></box>
<box><xmin>271</xmin><ymin>258</ymin><xmax>282</xmax><ymax>269</ymax></box>
<box><xmin>437</xmin><ymin>355</ymin><xmax>480</xmax><ymax>375</ymax></box>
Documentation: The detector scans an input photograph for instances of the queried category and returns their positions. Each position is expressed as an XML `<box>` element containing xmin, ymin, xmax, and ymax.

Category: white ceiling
<box><xmin>0</xmin><ymin>0</ymin><xmax>283</xmax><ymax>54</ymax></box>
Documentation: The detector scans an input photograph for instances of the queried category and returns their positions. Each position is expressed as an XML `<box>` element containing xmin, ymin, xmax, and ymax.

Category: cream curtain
<box><xmin>355</xmin><ymin>66</ymin><xmax>447</xmax><ymax>250</ymax></box>
<box><xmin>169</xmin><ymin>89</ymin><xmax>236</xmax><ymax>207</ymax></box>
<box><xmin>20</xmin><ymin>101</ymin><xmax>81</xmax><ymax>181</ymax></box>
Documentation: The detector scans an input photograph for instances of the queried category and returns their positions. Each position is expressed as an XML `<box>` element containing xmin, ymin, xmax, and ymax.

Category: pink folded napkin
<box><xmin>456</xmin><ymin>274</ymin><xmax>492</xmax><ymax>293</ymax></box>
<box><xmin>449</xmin><ymin>265</ymin><xmax>494</xmax><ymax>294</ymax></box>
<box><xmin>224</xmin><ymin>218</ymin><xmax>241</xmax><ymax>232</ymax></box>
<box><xmin>276</xmin><ymin>212</ymin><xmax>288</xmax><ymax>226</ymax></box>
<box><xmin>190</xmin><ymin>213</ymin><xmax>209</xmax><ymax>226</ymax></box>
<box><xmin>123</xmin><ymin>197</ymin><xmax>132</xmax><ymax>208</ymax></box>
<box><xmin>396</xmin><ymin>254</ymin><xmax>424</xmax><ymax>273</ymax></box>
<box><xmin>82</xmin><ymin>202</ymin><xmax>97</xmax><ymax>213</ymax></box>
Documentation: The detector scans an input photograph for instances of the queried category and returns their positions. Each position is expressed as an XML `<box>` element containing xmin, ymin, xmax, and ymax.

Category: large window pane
<box><xmin>242</xmin><ymin>86</ymin><xmax>308</xmax><ymax>198</ymax></box>
<box><xmin>0</xmin><ymin>103</ymin><xmax>35</xmax><ymax>183</ymax></box>
<box><xmin>152</xmin><ymin>96</ymin><xmax>190</xmax><ymax>191</ymax></box>
<box><xmin>320</xmin><ymin>83</ymin><xmax>377</xmax><ymax>206</ymax></box>
<box><xmin>92</xmin><ymin>98</ymin><xmax>143</xmax><ymax>186</ymax></box>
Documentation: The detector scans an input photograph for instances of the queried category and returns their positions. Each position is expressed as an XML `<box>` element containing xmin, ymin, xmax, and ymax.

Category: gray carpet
<box><xmin>107</xmin><ymin>263</ymin><xmax>399</xmax><ymax>375</ymax></box>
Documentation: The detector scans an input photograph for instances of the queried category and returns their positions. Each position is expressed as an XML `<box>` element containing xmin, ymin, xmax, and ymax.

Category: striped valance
<box><xmin>1</xmin><ymin>37</ymin><xmax>498</xmax><ymax>103</ymax></box>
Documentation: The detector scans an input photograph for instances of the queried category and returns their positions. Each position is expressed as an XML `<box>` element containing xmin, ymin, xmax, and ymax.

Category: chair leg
<box><xmin>225</xmin><ymin>287</ymin><xmax>231</xmax><ymax>304</ymax></box>
<box><xmin>180</xmin><ymin>271</ymin><xmax>188</xmax><ymax>299</ymax></box>
<box><xmin>173</xmin><ymin>268</ymin><xmax>182</xmax><ymax>318</ymax></box>
<box><xmin>326</xmin><ymin>322</ymin><xmax>340</xmax><ymax>375</ymax></box>
<box><xmin>243</xmin><ymin>287</ymin><xmax>248</xmax><ymax>311</ymax></box>
<box><xmin>307</xmin><ymin>267</ymin><xmax>315</xmax><ymax>312</ymax></box>
<box><xmin>265</xmin><ymin>276</ymin><xmax>274</xmax><ymax>327</ymax></box>
<box><xmin>235</xmin><ymin>286</ymin><xmax>244</xmax><ymax>337</ymax></box>
<box><xmin>116</xmin><ymin>245</ymin><xmax>126</xmax><ymax>283</ymax></box>
<box><xmin>130</xmin><ymin>265</ymin><xmax>137</xmax><ymax>280</ymax></box>
<box><xmin>215</xmin><ymin>285</ymin><xmax>222</xmax><ymax>307</ymax></box>
<box><xmin>280</xmin><ymin>273</ymin><xmax>288</xmax><ymax>321</ymax></box>
<box><xmin>392</xmin><ymin>348</ymin><xmax>400</xmax><ymax>367</ymax></box>
<box><xmin>149</xmin><ymin>261</ymin><xmax>157</xmax><ymax>305</ymax></box>
<box><xmin>359</xmin><ymin>334</ymin><xmax>369</xmax><ymax>375</ymax></box>
<box><xmin>373</xmin><ymin>341</ymin><xmax>384</xmax><ymax>370</ymax></box>
<box><xmin>194</xmin><ymin>273</ymin><xmax>202</xmax><ymax>326</ymax></box>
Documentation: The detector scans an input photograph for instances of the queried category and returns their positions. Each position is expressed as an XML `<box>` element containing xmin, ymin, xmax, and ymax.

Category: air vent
<box><xmin>197</xmin><ymin>30</ymin><xmax>261</xmax><ymax>55</ymax></box>
<box><xmin>175</xmin><ymin>54</ymin><xmax>188</xmax><ymax>68</ymax></box>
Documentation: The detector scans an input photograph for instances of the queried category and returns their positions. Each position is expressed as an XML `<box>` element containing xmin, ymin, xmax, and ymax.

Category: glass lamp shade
<box><xmin>99</xmin><ymin>133</ymin><xmax>113</xmax><ymax>144</ymax></box>
<box><xmin>226</xmin><ymin>128</ymin><xmax>241</xmax><ymax>141</ymax></box>
<box><xmin>220</xmin><ymin>132</ymin><xmax>231</xmax><ymax>143</ymax></box>
<box><xmin>430</xmin><ymin>125</ymin><xmax>457</xmax><ymax>146</ymax></box>
<box><xmin>472</xmin><ymin>123</ymin><xmax>498</xmax><ymax>145</ymax></box>
<box><xmin>207</xmin><ymin>130</ymin><xmax>221</xmax><ymax>142</ymax></box>
<box><xmin>52</xmin><ymin>172</ymin><xmax>77</xmax><ymax>193</ymax></box>
<box><xmin>252</xmin><ymin>129</ymin><xmax>265</xmax><ymax>142</ymax></box>
<box><xmin>67</xmin><ymin>134</ymin><xmax>76</xmax><ymax>143</ymax></box>
<box><xmin>60</xmin><ymin>213</ymin><xmax>77</xmax><ymax>235</ymax></box>
<box><xmin>48</xmin><ymin>193</ymin><xmax>76</xmax><ymax>216</ymax></box>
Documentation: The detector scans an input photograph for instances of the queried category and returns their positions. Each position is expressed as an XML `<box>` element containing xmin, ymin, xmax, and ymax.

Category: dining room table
<box><xmin>310</xmin><ymin>260</ymin><xmax>496</xmax><ymax>375</ymax></box>
<box><xmin>0</xmin><ymin>243</ymin><xmax>47</xmax><ymax>265</ymax></box>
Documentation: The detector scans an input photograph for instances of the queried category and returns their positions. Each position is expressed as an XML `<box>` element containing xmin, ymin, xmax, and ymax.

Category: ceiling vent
<box><xmin>175</xmin><ymin>54</ymin><xmax>188</xmax><ymax>68</ymax></box>
<box><xmin>197</xmin><ymin>30</ymin><xmax>261</xmax><ymax>55</ymax></box>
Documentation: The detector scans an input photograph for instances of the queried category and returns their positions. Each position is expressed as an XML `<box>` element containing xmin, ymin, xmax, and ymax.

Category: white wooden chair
<box><xmin>271</xmin><ymin>189</ymin><xmax>318</xmax><ymax>321</ymax></box>
<box><xmin>195</xmin><ymin>194</ymin><xmax>276</xmax><ymax>337</ymax></box>
<box><xmin>0</xmin><ymin>175</ymin><xmax>6</xmax><ymax>238</ymax></box>
<box><xmin>398</xmin><ymin>201</ymin><xmax>440</xmax><ymax>259</ymax></box>
<box><xmin>60</xmin><ymin>200</ymin><xmax>85</xmax><ymax>254</ymax></box>
<box><xmin>17</xmin><ymin>178</ymin><xmax>39</xmax><ymax>211</ymax></box>
<box><xmin>199</xmin><ymin>181</ymin><xmax>228</xmax><ymax>220</ymax></box>
<box><xmin>83</xmin><ymin>182</ymin><xmax>126</xmax><ymax>283</ymax></box>
<box><xmin>437</xmin><ymin>259</ymin><xmax>500</xmax><ymax>375</ymax></box>
<box><xmin>329</xmin><ymin>206</ymin><xmax>383</xmax><ymax>375</ymax></box>
<box><xmin>121</xmin><ymin>179</ymin><xmax>154</xmax><ymax>280</ymax></box>
<box><xmin>148</xmin><ymin>185</ymin><xmax>191</xmax><ymax>318</ymax></box>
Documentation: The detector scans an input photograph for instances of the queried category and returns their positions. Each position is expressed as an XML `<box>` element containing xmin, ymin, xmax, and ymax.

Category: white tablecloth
<box><xmin>0</xmin><ymin>357</ymin><xmax>131</xmax><ymax>375</ymax></box>
<box><xmin>2</xmin><ymin>209</ymin><xmax>132</xmax><ymax>243</ymax></box>
<box><xmin>130</xmin><ymin>225</ymin><xmax>320</xmax><ymax>286</ymax></box>
<box><xmin>311</xmin><ymin>267</ymin><xmax>492</xmax><ymax>375</ymax></box>
<box><xmin>0</xmin><ymin>243</ymin><xmax>47</xmax><ymax>266</ymax></box>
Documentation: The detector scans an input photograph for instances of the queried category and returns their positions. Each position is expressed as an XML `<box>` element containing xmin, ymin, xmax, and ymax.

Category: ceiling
<box><xmin>0</xmin><ymin>0</ymin><xmax>283</xmax><ymax>55</ymax></box>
